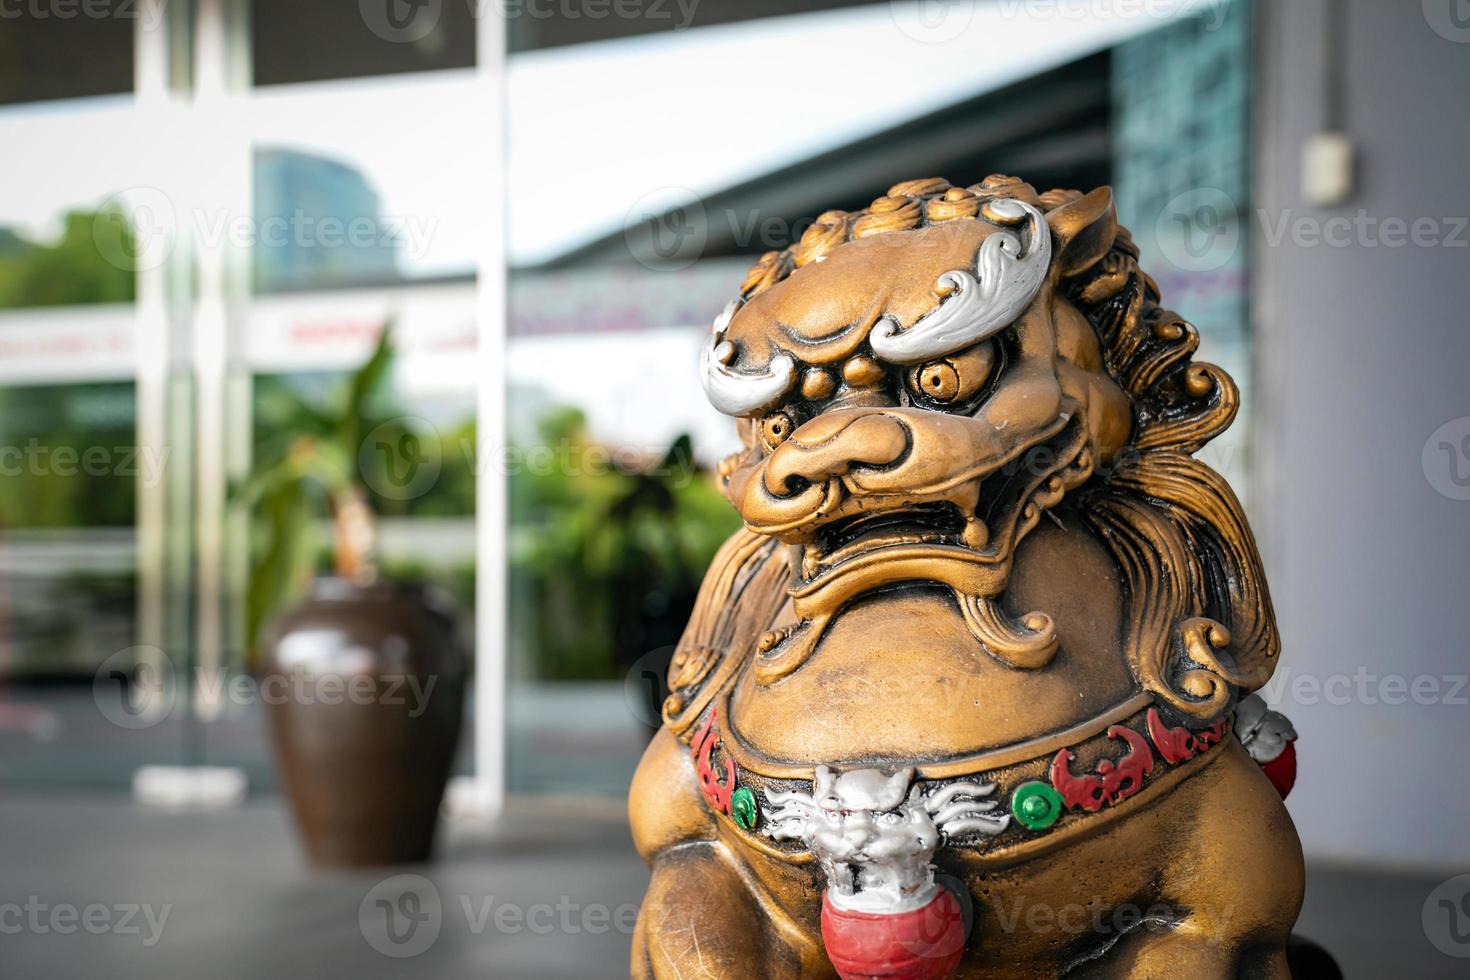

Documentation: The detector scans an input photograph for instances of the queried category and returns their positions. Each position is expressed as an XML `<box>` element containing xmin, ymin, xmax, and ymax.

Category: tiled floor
<box><xmin>0</xmin><ymin>794</ymin><xmax>1461</xmax><ymax>979</ymax></box>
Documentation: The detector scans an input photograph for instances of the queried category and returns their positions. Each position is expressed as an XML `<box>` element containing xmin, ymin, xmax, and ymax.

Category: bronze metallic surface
<box><xmin>630</xmin><ymin>176</ymin><xmax>1302</xmax><ymax>978</ymax></box>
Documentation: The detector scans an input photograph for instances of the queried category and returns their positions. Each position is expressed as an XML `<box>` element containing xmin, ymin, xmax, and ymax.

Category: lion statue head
<box><xmin>670</xmin><ymin>175</ymin><xmax>1277</xmax><ymax>735</ymax></box>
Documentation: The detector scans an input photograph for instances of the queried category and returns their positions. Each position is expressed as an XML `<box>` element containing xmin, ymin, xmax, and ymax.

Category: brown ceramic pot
<box><xmin>260</xmin><ymin>577</ymin><xmax>465</xmax><ymax>867</ymax></box>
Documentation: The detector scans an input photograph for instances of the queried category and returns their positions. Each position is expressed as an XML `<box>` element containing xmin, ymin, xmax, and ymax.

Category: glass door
<box><xmin>0</xmin><ymin>12</ymin><xmax>188</xmax><ymax>788</ymax></box>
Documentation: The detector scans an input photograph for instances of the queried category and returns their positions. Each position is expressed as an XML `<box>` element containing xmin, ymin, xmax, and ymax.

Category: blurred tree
<box><xmin>0</xmin><ymin>207</ymin><xmax>136</xmax><ymax>309</ymax></box>
<box><xmin>0</xmin><ymin>383</ymin><xmax>136</xmax><ymax>528</ymax></box>
<box><xmin>508</xmin><ymin>409</ymin><xmax>741</xmax><ymax>681</ymax></box>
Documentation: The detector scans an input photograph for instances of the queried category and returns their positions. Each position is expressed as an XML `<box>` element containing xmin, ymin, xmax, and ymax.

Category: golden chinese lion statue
<box><xmin>630</xmin><ymin>176</ymin><xmax>1305</xmax><ymax>979</ymax></box>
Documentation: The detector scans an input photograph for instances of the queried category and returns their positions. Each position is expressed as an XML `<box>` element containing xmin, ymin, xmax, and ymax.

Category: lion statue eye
<box><xmin>906</xmin><ymin>342</ymin><xmax>996</xmax><ymax>406</ymax></box>
<box><xmin>914</xmin><ymin>362</ymin><xmax>960</xmax><ymax>402</ymax></box>
<box><xmin>761</xmin><ymin>411</ymin><xmax>795</xmax><ymax>450</ymax></box>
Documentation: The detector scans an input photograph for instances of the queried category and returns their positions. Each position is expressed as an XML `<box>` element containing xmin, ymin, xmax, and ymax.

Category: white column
<box><xmin>131</xmin><ymin>0</ymin><xmax>176</xmax><ymax>715</ymax></box>
<box><xmin>189</xmin><ymin>0</ymin><xmax>252</xmax><ymax>720</ymax></box>
<box><xmin>465</xmin><ymin>3</ymin><xmax>511</xmax><ymax>819</ymax></box>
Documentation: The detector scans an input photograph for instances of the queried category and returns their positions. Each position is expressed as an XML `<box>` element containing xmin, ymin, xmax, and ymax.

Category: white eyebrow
<box><xmin>868</xmin><ymin>198</ymin><xmax>1051</xmax><ymax>365</ymax></box>
<box><xmin>700</xmin><ymin>300</ymin><xmax>798</xmax><ymax>416</ymax></box>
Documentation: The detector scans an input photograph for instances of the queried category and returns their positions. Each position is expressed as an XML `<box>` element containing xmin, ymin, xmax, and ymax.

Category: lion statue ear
<box><xmin>1044</xmin><ymin>186</ymin><xmax>1118</xmax><ymax>277</ymax></box>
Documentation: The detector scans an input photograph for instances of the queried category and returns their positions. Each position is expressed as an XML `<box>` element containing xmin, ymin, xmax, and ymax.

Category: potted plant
<box><xmin>235</xmin><ymin>327</ymin><xmax>464</xmax><ymax>868</ymax></box>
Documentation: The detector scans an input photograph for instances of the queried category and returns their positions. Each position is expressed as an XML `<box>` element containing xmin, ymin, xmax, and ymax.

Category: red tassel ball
<box><xmin>820</xmin><ymin>887</ymin><xmax>967</xmax><ymax>980</ymax></box>
<box><xmin>1260</xmin><ymin>739</ymin><xmax>1297</xmax><ymax>799</ymax></box>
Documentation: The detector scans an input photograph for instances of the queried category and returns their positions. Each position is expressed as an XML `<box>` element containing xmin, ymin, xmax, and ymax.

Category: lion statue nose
<box><xmin>761</xmin><ymin>410</ymin><xmax>910</xmax><ymax>498</ymax></box>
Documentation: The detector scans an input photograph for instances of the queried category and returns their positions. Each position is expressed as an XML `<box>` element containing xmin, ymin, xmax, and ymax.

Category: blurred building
<box><xmin>252</xmin><ymin>148</ymin><xmax>402</xmax><ymax>292</ymax></box>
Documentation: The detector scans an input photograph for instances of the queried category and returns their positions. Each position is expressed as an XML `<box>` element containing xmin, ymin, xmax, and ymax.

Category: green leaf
<box><xmin>228</xmin><ymin>454</ymin><xmax>299</xmax><ymax>509</ymax></box>
<box><xmin>338</xmin><ymin>322</ymin><xmax>395</xmax><ymax>451</ymax></box>
<box><xmin>244</xmin><ymin>480</ymin><xmax>316</xmax><ymax>659</ymax></box>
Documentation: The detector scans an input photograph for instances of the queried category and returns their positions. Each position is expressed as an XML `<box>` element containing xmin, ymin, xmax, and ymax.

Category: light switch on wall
<box><xmin>1301</xmin><ymin>131</ymin><xmax>1355</xmax><ymax>206</ymax></box>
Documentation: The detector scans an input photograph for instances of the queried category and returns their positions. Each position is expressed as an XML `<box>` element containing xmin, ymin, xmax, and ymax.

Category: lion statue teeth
<box><xmin>630</xmin><ymin>175</ymin><xmax>1306</xmax><ymax>979</ymax></box>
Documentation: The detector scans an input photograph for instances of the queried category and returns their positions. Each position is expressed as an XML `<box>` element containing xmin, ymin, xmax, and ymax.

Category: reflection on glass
<box><xmin>0</xmin><ymin>13</ymin><xmax>489</xmax><ymax>794</ymax></box>
<box><xmin>250</xmin><ymin>0</ymin><xmax>475</xmax><ymax>88</ymax></box>
<box><xmin>505</xmin><ymin>274</ymin><xmax>746</xmax><ymax>794</ymax></box>
<box><xmin>248</xmin><ymin>365</ymin><xmax>476</xmax><ymax>652</ymax></box>
<box><xmin>0</xmin><ymin>17</ymin><xmax>132</xmax><ymax>108</ymax></box>
<box><xmin>0</xmin><ymin>381</ymin><xmax>157</xmax><ymax>789</ymax></box>
<box><xmin>0</xmin><ymin>381</ymin><xmax>139</xmax><ymax>667</ymax></box>
<box><xmin>0</xmin><ymin>93</ymin><xmax>165</xmax><ymax>788</ymax></box>
<box><xmin>0</xmin><ymin>207</ymin><xmax>137</xmax><ymax>309</ymax></box>
<box><xmin>246</xmin><ymin>74</ymin><xmax>482</xmax><ymax>291</ymax></box>
<box><xmin>254</xmin><ymin>148</ymin><xmax>416</xmax><ymax>293</ymax></box>
<box><xmin>506</xmin><ymin>401</ymin><xmax>740</xmax><ymax>795</ymax></box>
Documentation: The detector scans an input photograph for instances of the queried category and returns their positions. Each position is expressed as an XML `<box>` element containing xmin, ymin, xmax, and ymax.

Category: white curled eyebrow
<box><xmin>700</xmin><ymin>299</ymin><xmax>798</xmax><ymax>417</ymax></box>
<box><xmin>869</xmin><ymin>198</ymin><xmax>1051</xmax><ymax>365</ymax></box>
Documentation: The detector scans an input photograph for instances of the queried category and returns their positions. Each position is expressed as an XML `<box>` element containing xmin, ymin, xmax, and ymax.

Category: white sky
<box><xmin>0</xmin><ymin>0</ymin><xmax>1215</xmax><ymax>270</ymax></box>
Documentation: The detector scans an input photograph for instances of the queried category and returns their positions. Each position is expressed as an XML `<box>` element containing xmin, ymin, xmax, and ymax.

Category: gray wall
<box><xmin>1253</xmin><ymin>0</ymin><xmax>1470</xmax><ymax>867</ymax></box>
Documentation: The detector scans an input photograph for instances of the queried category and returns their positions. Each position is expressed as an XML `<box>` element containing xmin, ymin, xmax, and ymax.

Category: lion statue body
<box><xmin>630</xmin><ymin>176</ymin><xmax>1304</xmax><ymax>978</ymax></box>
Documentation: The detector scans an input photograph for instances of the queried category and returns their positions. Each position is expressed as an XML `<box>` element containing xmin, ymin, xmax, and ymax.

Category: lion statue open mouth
<box><xmin>631</xmin><ymin>175</ymin><xmax>1305</xmax><ymax>979</ymax></box>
